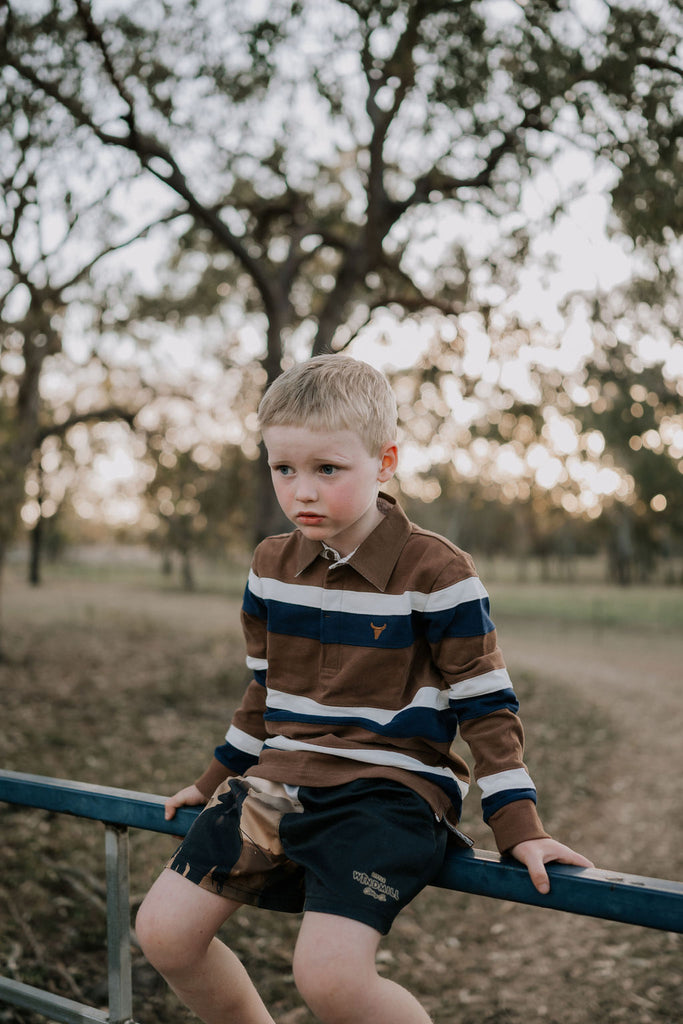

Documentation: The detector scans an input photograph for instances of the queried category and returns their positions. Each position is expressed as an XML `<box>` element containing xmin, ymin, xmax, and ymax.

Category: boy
<box><xmin>136</xmin><ymin>355</ymin><xmax>592</xmax><ymax>1024</ymax></box>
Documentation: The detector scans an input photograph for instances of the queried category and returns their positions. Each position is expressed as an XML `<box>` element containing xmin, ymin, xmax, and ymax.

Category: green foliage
<box><xmin>146</xmin><ymin>442</ymin><xmax>259</xmax><ymax>563</ymax></box>
<box><xmin>576</xmin><ymin>341</ymin><xmax>683</xmax><ymax>556</ymax></box>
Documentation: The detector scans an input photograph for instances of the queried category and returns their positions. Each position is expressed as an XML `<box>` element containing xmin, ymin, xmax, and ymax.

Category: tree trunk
<box><xmin>0</xmin><ymin>542</ymin><xmax>7</xmax><ymax>663</ymax></box>
<box><xmin>181</xmin><ymin>548</ymin><xmax>195</xmax><ymax>592</ymax></box>
<box><xmin>254</xmin><ymin>442</ymin><xmax>291</xmax><ymax>544</ymax></box>
<box><xmin>252</xmin><ymin>310</ymin><xmax>291</xmax><ymax>544</ymax></box>
<box><xmin>28</xmin><ymin>515</ymin><xmax>43</xmax><ymax>586</ymax></box>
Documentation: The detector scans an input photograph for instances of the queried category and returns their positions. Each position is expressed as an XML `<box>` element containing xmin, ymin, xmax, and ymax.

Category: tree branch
<box><xmin>634</xmin><ymin>54</ymin><xmax>683</xmax><ymax>81</ymax></box>
<box><xmin>56</xmin><ymin>208</ymin><xmax>185</xmax><ymax>293</ymax></box>
<box><xmin>2</xmin><ymin>53</ymin><xmax>278</xmax><ymax>315</ymax></box>
<box><xmin>398</xmin><ymin>103</ymin><xmax>545</xmax><ymax>215</ymax></box>
<box><xmin>73</xmin><ymin>0</ymin><xmax>138</xmax><ymax>115</ymax></box>
<box><xmin>361</xmin><ymin>2</ymin><xmax>423</xmax><ymax>237</ymax></box>
<box><xmin>37</xmin><ymin>406</ymin><xmax>139</xmax><ymax>445</ymax></box>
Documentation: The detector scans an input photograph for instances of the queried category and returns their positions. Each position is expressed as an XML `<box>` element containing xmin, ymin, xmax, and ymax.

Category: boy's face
<box><xmin>262</xmin><ymin>425</ymin><xmax>398</xmax><ymax>556</ymax></box>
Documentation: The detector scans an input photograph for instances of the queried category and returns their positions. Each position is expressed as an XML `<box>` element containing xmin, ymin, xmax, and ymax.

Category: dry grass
<box><xmin>1</xmin><ymin>563</ymin><xmax>681</xmax><ymax>1024</ymax></box>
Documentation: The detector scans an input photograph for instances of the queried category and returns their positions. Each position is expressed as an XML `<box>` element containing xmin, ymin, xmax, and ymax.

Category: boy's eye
<box><xmin>319</xmin><ymin>465</ymin><xmax>336</xmax><ymax>476</ymax></box>
<box><xmin>275</xmin><ymin>465</ymin><xmax>293</xmax><ymax>476</ymax></box>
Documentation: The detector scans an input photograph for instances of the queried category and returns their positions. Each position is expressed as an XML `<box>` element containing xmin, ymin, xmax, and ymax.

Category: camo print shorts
<box><xmin>166</xmin><ymin>775</ymin><xmax>448</xmax><ymax>934</ymax></box>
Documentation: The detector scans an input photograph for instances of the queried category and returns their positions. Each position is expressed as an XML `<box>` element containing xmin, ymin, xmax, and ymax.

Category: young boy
<box><xmin>136</xmin><ymin>355</ymin><xmax>592</xmax><ymax>1024</ymax></box>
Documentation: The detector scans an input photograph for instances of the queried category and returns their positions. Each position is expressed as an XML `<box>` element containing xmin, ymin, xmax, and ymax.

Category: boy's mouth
<box><xmin>296</xmin><ymin>512</ymin><xmax>325</xmax><ymax>525</ymax></box>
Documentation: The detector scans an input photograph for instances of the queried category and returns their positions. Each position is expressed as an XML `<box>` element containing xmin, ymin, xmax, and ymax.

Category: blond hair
<box><xmin>257</xmin><ymin>355</ymin><xmax>397</xmax><ymax>455</ymax></box>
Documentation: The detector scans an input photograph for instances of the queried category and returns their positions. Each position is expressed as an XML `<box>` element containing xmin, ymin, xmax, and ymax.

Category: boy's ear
<box><xmin>377</xmin><ymin>443</ymin><xmax>398</xmax><ymax>482</ymax></box>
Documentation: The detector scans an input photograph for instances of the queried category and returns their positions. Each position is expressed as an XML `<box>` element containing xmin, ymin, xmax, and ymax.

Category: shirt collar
<box><xmin>294</xmin><ymin>493</ymin><xmax>411</xmax><ymax>591</ymax></box>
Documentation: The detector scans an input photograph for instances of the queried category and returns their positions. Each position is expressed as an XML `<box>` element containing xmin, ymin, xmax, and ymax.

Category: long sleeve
<box><xmin>194</xmin><ymin>579</ymin><xmax>269</xmax><ymax>798</ymax></box>
<box><xmin>425</xmin><ymin>563</ymin><xmax>548</xmax><ymax>851</ymax></box>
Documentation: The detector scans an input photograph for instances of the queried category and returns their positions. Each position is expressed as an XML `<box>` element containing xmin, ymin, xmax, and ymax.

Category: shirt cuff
<box><xmin>488</xmin><ymin>799</ymin><xmax>550</xmax><ymax>853</ymax></box>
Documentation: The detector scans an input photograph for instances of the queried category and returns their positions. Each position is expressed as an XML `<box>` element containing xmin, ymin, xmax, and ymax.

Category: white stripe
<box><xmin>246</xmin><ymin>655</ymin><xmax>268</xmax><ymax>672</ymax></box>
<box><xmin>447</xmin><ymin>668</ymin><xmax>513</xmax><ymax>700</ymax></box>
<box><xmin>477</xmin><ymin>768</ymin><xmax>535</xmax><ymax>797</ymax></box>
<box><xmin>420</xmin><ymin>577</ymin><xmax>489</xmax><ymax>613</ymax></box>
<box><xmin>225</xmin><ymin>725</ymin><xmax>264</xmax><ymax>757</ymax></box>
<box><xmin>267</xmin><ymin>676</ymin><xmax>512</xmax><ymax>724</ymax></box>
<box><xmin>263</xmin><ymin>735</ymin><xmax>469</xmax><ymax>798</ymax></box>
<box><xmin>249</xmin><ymin>571</ymin><xmax>347</xmax><ymax>611</ymax></box>
<box><xmin>266</xmin><ymin>686</ymin><xmax>449</xmax><ymax>726</ymax></box>
<box><xmin>248</xmin><ymin>571</ymin><xmax>489</xmax><ymax>618</ymax></box>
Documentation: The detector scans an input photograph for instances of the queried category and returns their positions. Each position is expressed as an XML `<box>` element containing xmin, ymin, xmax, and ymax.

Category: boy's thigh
<box><xmin>137</xmin><ymin>868</ymin><xmax>243</xmax><ymax>957</ymax></box>
<box><xmin>141</xmin><ymin>868</ymin><xmax>242</xmax><ymax>933</ymax></box>
<box><xmin>279</xmin><ymin>779</ymin><xmax>447</xmax><ymax>935</ymax></box>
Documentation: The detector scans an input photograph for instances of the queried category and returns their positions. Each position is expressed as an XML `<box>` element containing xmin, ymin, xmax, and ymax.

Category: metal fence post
<box><xmin>104</xmin><ymin>825</ymin><xmax>133</xmax><ymax>1024</ymax></box>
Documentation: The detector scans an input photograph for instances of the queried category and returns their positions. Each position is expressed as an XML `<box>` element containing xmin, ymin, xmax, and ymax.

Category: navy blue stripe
<box><xmin>242</xmin><ymin>584</ymin><xmax>267</xmax><ymax>619</ymax></box>
<box><xmin>266</xmin><ymin>601</ymin><xmax>319</xmax><ymax>639</ymax></box>
<box><xmin>214</xmin><ymin>743</ymin><xmax>260</xmax><ymax>776</ymax></box>
<box><xmin>417</xmin><ymin>771</ymin><xmax>464</xmax><ymax>819</ymax></box>
<box><xmin>264</xmin><ymin>600</ymin><xmax>416</xmax><ymax>649</ymax></box>
<box><xmin>253</xmin><ymin>669</ymin><xmax>267</xmax><ymax>686</ymax></box>
<box><xmin>244</xmin><ymin>597</ymin><xmax>496</xmax><ymax>648</ymax></box>
<box><xmin>264</xmin><ymin>705</ymin><xmax>461</xmax><ymax>743</ymax></box>
<box><xmin>450</xmin><ymin>688</ymin><xmax>519</xmax><ymax>722</ymax></box>
<box><xmin>482</xmin><ymin>787</ymin><xmax>537</xmax><ymax>822</ymax></box>
<box><xmin>421</xmin><ymin>597</ymin><xmax>495</xmax><ymax>641</ymax></box>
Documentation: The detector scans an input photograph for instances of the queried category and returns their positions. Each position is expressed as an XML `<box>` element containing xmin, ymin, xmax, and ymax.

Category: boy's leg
<box><xmin>292</xmin><ymin>911</ymin><xmax>433</xmax><ymax>1024</ymax></box>
<box><xmin>136</xmin><ymin>868</ymin><xmax>275</xmax><ymax>1024</ymax></box>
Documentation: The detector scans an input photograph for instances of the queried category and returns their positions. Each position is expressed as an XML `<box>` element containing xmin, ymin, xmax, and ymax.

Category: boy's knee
<box><xmin>135</xmin><ymin>896</ymin><xmax>186</xmax><ymax>975</ymax></box>
<box><xmin>293</xmin><ymin>944</ymin><xmax>367</xmax><ymax>1021</ymax></box>
<box><xmin>293</xmin><ymin>962</ymin><xmax>342</xmax><ymax>1020</ymax></box>
<box><xmin>135</xmin><ymin>899</ymin><xmax>162</xmax><ymax>963</ymax></box>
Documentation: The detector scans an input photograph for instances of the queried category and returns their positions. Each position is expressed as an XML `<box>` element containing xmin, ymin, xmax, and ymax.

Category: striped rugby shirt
<box><xmin>196</xmin><ymin>494</ymin><xmax>548</xmax><ymax>853</ymax></box>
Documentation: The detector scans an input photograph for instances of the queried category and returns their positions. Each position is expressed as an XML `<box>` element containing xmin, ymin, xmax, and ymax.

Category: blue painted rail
<box><xmin>1</xmin><ymin>769</ymin><xmax>682</xmax><ymax>1024</ymax></box>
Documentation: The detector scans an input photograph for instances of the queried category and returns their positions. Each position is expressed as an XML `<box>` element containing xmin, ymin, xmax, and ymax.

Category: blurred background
<box><xmin>2</xmin><ymin>0</ymin><xmax>683</xmax><ymax>609</ymax></box>
<box><xmin>1</xmin><ymin>2</ymin><xmax>682</xmax><ymax>1022</ymax></box>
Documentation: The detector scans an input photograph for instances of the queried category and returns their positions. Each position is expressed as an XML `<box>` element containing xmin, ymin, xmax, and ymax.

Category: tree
<box><xmin>3</xmin><ymin>0</ymin><xmax>683</xmax><ymax>548</ymax></box>
<box><xmin>384</xmin><ymin>308</ymin><xmax>682</xmax><ymax>581</ymax></box>
<box><xmin>0</xmin><ymin>78</ymin><xmax>179</xmax><ymax>651</ymax></box>
<box><xmin>573</xmin><ymin>339</ymin><xmax>683</xmax><ymax>582</ymax></box>
<box><xmin>0</xmin><ymin>219</ymin><xmax>142</xmax><ymax>653</ymax></box>
<box><xmin>144</xmin><ymin>434</ymin><xmax>258</xmax><ymax>590</ymax></box>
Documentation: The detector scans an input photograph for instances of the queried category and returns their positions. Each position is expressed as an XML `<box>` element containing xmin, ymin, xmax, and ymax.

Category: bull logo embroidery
<box><xmin>370</xmin><ymin>622</ymin><xmax>387</xmax><ymax>640</ymax></box>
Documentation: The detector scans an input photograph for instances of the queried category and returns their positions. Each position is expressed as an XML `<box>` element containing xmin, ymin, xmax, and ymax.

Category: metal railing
<box><xmin>1</xmin><ymin>768</ymin><xmax>682</xmax><ymax>1024</ymax></box>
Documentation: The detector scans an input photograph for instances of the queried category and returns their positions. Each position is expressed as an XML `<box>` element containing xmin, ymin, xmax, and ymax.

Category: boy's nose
<box><xmin>295</xmin><ymin>475</ymin><xmax>318</xmax><ymax>501</ymax></box>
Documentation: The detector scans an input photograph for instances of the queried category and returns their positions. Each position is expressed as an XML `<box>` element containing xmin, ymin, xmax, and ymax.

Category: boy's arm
<box><xmin>455</xmin><ymin>685</ymin><xmax>594</xmax><ymax>882</ymax></box>
<box><xmin>426</xmin><ymin>561</ymin><xmax>560</xmax><ymax>852</ymax></box>
<box><xmin>194</xmin><ymin>678</ymin><xmax>268</xmax><ymax>793</ymax></box>
<box><xmin>165</xmin><ymin>575</ymin><xmax>270</xmax><ymax>820</ymax></box>
<box><xmin>457</xmin><ymin>708</ymin><xmax>547</xmax><ymax>852</ymax></box>
<box><xmin>163</xmin><ymin>679</ymin><xmax>268</xmax><ymax>819</ymax></box>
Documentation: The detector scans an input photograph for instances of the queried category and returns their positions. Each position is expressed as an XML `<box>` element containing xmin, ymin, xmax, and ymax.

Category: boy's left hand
<box><xmin>510</xmin><ymin>838</ymin><xmax>594</xmax><ymax>894</ymax></box>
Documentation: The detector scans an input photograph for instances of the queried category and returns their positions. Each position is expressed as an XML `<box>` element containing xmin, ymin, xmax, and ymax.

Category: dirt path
<box><xmin>432</xmin><ymin>618</ymin><xmax>683</xmax><ymax>1024</ymax></box>
<box><xmin>499</xmin><ymin>619</ymin><xmax>682</xmax><ymax>877</ymax></box>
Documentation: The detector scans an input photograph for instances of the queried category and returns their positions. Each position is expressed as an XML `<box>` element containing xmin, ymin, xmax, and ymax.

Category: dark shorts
<box><xmin>167</xmin><ymin>775</ymin><xmax>448</xmax><ymax>935</ymax></box>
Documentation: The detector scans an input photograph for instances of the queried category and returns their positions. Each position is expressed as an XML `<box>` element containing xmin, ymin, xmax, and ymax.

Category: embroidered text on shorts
<box><xmin>352</xmin><ymin>870</ymin><xmax>399</xmax><ymax>902</ymax></box>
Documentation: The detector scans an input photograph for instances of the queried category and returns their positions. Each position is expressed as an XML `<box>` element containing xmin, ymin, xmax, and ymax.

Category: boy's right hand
<box><xmin>164</xmin><ymin>784</ymin><xmax>207</xmax><ymax>821</ymax></box>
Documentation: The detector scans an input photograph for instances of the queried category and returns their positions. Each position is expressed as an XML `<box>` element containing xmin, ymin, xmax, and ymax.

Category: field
<box><xmin>1</xmin><ymin>555</ymin><xmax>682</xmax><ymax>1024</ymax></box>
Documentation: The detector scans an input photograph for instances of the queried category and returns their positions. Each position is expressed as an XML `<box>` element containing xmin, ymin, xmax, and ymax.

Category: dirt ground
<box><xmin>1</xmin><ymin>570</ymin><xmax>681</xmax><ymax>1024</ymax></box>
